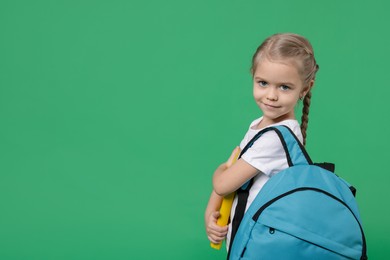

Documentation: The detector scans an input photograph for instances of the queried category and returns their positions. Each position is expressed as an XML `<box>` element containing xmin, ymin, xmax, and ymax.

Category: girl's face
<box><xmin>253</xmin><ymin>58</ymin><xmax>310</xmax><ymax>127</ymax></box>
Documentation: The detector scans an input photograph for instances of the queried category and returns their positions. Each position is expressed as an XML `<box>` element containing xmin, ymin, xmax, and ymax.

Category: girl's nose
<box><xmin>266</xmin><ymin>88</ymin><xmax>278</xmax><ymax>101</ymax></box>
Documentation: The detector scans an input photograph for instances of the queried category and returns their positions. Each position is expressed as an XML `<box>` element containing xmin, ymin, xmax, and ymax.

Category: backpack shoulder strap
<box><xmin>229</xmin><ymin>125</ymin><xmax>312</xmax><ymax>255</ymax></box>
<box><xmin>239</xmin><ymin>125</ymin><xmax>313</xmax><ymax>166</ymax></box>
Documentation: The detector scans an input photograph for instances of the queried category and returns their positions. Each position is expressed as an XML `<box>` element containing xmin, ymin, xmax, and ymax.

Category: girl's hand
<box><xmin>205</xmin><ymin>211</ymin><xmax>228</xmax><ymax>244</ymax></box>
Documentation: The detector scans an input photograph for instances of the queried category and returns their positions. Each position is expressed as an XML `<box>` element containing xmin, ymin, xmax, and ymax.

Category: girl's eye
<box><xmin>280</xmin><ymin>85</ymin><xmax>290</xmax><ymax>91</ymax></box>
<box><xmin>258</xmin><ymin>81</ymin><xmax>267</xmax><ymax>87</ymax></box>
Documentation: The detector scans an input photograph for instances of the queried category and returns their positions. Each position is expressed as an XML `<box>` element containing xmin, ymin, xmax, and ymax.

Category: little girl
<box><xmin>205</xmin><ymin>33</ymin><xmax>319</xmax><ymax>250</ymax></box>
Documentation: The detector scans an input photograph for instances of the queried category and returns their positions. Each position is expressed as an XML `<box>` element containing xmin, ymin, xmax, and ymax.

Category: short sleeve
<box><xmin>241</xmin><ymin>131</ymin><xmax>288</xmax><ymax>177</ymax></box>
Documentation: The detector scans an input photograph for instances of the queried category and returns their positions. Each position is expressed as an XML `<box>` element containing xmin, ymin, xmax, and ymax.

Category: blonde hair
<box><xmin>251</xmin><ymin>33</ymin><xmax>319</xmax><ymax>146</ymax></box>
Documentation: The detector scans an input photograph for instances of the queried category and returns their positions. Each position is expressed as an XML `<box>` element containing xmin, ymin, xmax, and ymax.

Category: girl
<box><xmin>205</xmin><ymin>33</ymin><xmax>319</xmax><ymax>250</ymax></box>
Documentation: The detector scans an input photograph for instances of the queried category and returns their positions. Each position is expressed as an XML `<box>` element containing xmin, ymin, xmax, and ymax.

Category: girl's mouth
<box><xmin>262</xmin><ymin>102</ymin><xmax>281</xmax><ymax>109</ymax></box>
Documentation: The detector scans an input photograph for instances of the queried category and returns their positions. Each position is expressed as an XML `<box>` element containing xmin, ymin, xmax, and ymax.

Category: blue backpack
<box><xmin>228</xmin><ymin>125</ymin><xmax>367</xmax><ymax>260</ymax></box>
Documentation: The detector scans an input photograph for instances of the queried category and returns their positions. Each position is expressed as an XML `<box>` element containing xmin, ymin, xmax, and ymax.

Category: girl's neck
<box><xmin>255</xmin><ymin>115</ymin><xmax>296</xmax><ymax>130</ymax></box>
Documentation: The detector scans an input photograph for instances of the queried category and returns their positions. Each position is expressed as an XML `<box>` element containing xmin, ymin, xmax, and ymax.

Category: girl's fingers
<box><xmin>208</xmin><ymin>232</ymin><xmax>226</xmax><ymax>243</ymax></box>
<box><xmin>207</xmin><ymin>226</ymin><xmax>228</xmax><ymax>236</ymax></box>
<box><xmin>208</xmin><ymin>235</ymin><xmax>221</xmax><ymax>244</ymax></box>
<box><xmin>212</xmin><ymin>211</ymin><xmax>221</xmax><ymax>219</ymax></box>
<box><xmin>206</xmin><ymin>210</ymin><xmax>228</xmax><ymax>243</ymax></box>
<box><xmin>207</xmin><ymin>223</ymin><xmax>228</xmax><ymax>237</ymax></box>
<box><xmin>208</xmin><ymin>212</ymin><xmax>228</xmax><ymax>231</ymax></box>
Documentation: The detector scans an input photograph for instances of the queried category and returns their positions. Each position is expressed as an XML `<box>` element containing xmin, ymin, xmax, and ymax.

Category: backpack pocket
<box><xmin>239</xmin><ymin>188</ymin><xmax>364</xmax><ymax>260</ymax></box>
<box><xmin>240</xmin><ymin>221</ymin><xmax>355</xmax><ymax>260</ymax></box>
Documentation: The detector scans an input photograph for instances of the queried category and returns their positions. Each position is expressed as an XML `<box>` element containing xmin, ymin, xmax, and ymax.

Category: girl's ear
<box><xmin>301</xmin><ymin>80</ymin><xmax>314</xmax><ymax>98</ymax></box>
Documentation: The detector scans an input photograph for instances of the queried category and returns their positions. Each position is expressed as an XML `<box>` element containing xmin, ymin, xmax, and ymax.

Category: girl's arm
<box><xmin>205</xmin><ymin>148</ymin><xmax>259</xmax><ymax>243</ymax></box>
<box><xmin>213</xmin><ymin>158</ymin><xmax>259</xmax><ymax>196</ymax></box>
<box><xmin>204</xmin><ymin>190</ymin><xmax>228</xmax><ymax>244</ymax></box>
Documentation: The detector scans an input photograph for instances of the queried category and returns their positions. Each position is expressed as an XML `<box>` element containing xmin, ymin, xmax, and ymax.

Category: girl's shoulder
<box><xmin>241</xmin><ymin>118</ymin><xmax>302</xmax><ymax>176</ymax></box>
<box><xmin>276</xmin><ymin>119</ymin><xmax>303</xmax><ymax>142</ymax></box>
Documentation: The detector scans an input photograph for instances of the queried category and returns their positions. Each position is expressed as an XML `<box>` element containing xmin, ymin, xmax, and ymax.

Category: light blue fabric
<box><xmin>229</xmin><ymin>125</ymin><xmax>366</xmax><ymax>260</ymax></box>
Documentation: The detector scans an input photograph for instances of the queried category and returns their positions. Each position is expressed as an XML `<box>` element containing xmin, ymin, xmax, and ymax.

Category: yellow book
<box><xmin>210</xmin><ymin>147</ymin><xmax>241</xmax><ymax>250</ymax></box>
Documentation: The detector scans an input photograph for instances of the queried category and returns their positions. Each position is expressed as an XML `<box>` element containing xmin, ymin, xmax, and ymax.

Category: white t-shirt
<box><xmin>226</xmin><ymin>117</ymin><xmax>303</xmax><ymax>249</ymax></box>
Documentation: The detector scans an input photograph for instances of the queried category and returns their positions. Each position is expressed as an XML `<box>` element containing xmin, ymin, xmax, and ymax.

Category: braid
<box><xmin>300</xmin><ymin>91</ymin><xmax>312</xmax><ymax>146</ymax></box>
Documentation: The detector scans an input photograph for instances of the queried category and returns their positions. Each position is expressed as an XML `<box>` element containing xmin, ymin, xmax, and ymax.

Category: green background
<box><xmin>1</xmin><ymin>0</ymin><xmax>389</xmax><ymax>259</ymax></box>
